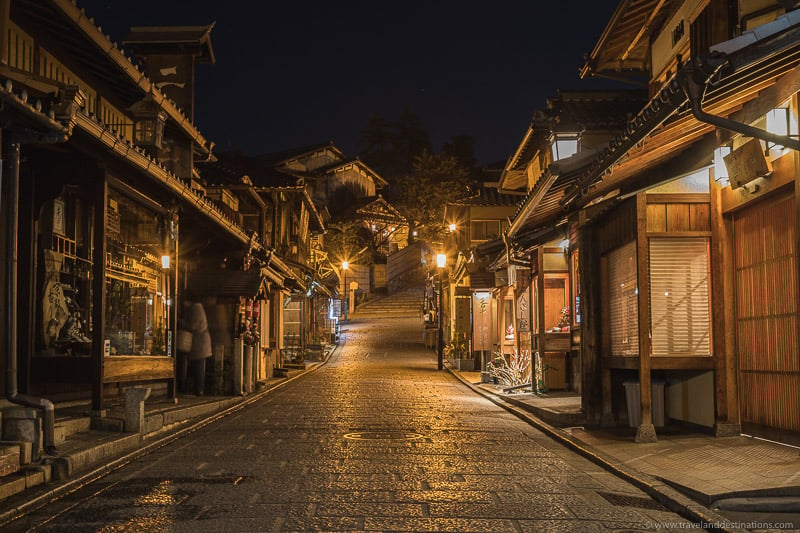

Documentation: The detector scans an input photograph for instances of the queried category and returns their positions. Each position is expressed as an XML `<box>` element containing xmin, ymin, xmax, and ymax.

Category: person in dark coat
<box><xmin>187</xmin><ymin>301</ymin><xmax>212</xmax><ymax>395</ymax></box>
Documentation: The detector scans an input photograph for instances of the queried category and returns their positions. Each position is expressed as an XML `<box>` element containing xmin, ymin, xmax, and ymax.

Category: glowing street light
<box><xmin>449</xmin><ymin>223</ymin><xmax>456</xmax><ymax>233</ymax></box>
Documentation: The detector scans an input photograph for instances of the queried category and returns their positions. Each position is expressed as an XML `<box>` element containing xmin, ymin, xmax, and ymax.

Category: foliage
<box><xmin>323</xmin><ymin>220</ymin><xmax>372</xmax><ymax>267</ymax></box>
<box><xmin>357</xmin><ymin>107</ymin><xmax>480</xmax><ymax>244</ymax></box>
<box><xmin>358</xmin><ymin>107</ymin><xmax>432</xmax><ymax>177</ymax></box>
<box><xmin>393</xmin><ymin>150</ymin><xmax>472</xmax><ymax>243</ymax></box>
<box><xmin>487</xmin><ymin>349</ymin><xmax>531</xmax><ymax>387</ymax></box>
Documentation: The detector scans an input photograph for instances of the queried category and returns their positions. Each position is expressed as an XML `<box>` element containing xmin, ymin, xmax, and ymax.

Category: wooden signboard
<box><xmin>473</xmin><ymin>292</ymin><xmax>492</xmax><ymax>351</ymax></box>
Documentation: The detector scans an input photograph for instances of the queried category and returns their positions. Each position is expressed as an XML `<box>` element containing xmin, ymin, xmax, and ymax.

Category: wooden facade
<box><xmin>0</xmin><ymin>1</ymin><xmax>331</xmax><ymax>427</ymax></box>
<box><xmin>478</xmin><ymin>0</ymin><xmax>800</xmax><ymax>445</ymax></box>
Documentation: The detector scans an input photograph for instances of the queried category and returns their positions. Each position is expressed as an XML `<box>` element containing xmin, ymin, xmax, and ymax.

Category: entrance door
<box><xmin>733</xmin><ymin>193</ymin><xmax>800</xmax><ymax>443</ymax></box>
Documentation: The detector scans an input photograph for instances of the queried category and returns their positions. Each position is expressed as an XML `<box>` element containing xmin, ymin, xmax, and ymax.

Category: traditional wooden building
<box><xmin>199</xmin><ymin>150</ymin><xmax>331</xmax><ymax>373</ymax></box>
<box><xmin>444</xmin><ymin>181</ymin><xmax>523</xmax><ymax>370</ymax></box>
<box><xmin>507</xmin><ymin>0</ymin><xmax>800</xmax><ymax>444</ymax></box>
<box><xmin>480</xmin><ymin>91</ymin><xmax>647</xmax><ymax>391</ymax></box>
<box><xmin>0</xmin><ymin>2</ymin><xmax>279</xmax><ymax>449</ymax></box>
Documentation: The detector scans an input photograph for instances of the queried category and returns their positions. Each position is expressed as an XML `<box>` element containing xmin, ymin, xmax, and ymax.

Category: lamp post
<box><xmin>342</xmin><ymin>261</ymin><xmax>349</xmax><ymax>323</ymax></box>
<box><xmin>436</xmin><ymin>253</ymin><xmax>446</xmax><ymax>370</ymax></box>
<box><xmin>161</xmin><ymin>254</ymin><xmax>171</xmax><ymax>356</ymax></box>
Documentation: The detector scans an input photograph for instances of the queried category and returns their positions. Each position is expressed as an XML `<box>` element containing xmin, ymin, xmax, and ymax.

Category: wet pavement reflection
<box><xmin>10</xmin><ymin>316</ymin><xmax>702</xmax><ymax>532</ymax></box>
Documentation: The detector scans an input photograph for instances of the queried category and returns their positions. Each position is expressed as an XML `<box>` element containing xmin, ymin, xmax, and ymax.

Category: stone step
<box><xmin>0</xmin><ymin>464</ymin><xmax>51</xmax><ymax>502</ymax></box>
<box><xmin>47</xmin><ymin>430</ymin><xmax>141</xmax><ymax>481</ymax></box>
<box><xmin>0</xmin><ymin>445</ymin><xmax>21</xmax><ymax>477</ymax></box>
<box><xmin>54</xmin><ymin>416</ymin><xmax>92</xmax><ymax>445</ymax></box>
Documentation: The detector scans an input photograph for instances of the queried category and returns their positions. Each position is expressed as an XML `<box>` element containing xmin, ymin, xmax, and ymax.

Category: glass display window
<box><xmin>503</xmin><ymin>297</ymin><xmax>514</xmax><ymax>343</ymax></box>
<box><xmin>544</xmin><ymin>274</ymin><xmax>569</xmax><ymax>332</ymax></box>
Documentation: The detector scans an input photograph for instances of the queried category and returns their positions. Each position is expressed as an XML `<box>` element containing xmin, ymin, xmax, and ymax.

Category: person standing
<box><xmin>187</xmin><ymin>301</ymin><xmax>212</xmax><ymax>396</ymax></box>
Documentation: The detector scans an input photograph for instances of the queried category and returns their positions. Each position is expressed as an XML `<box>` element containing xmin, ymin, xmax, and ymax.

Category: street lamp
<box><xmin>161</xmin><ymin>255</ymin><xmax>171</xmax><ymax>356</ymax></box>
<box><xmin>342</xmin><ymin>261</ymin><xmax>349</xmax><ymax>323</ymax></box>
<box><xmin>449</xmin><ymin>223</ymin><xmax>456</xmax><ymax>233</ymax></box>
<box><xmin>436</xmin><ymin>253</ymin><xmax>446</xmax><ymax>370</ymax></box>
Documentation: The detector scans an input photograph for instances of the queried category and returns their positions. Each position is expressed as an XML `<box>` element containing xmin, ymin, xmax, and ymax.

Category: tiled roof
<box><xmin>123</xmin><ymin>23</ymin><xmax>216</xmax><ymax>64</ymax></box>
<box><xmin>580</xmin><ymin>0</ymin><xmax>677</xmax><ymax>81</ymax></box>
<box><xmin>448</xmin><ymin>184</ymin><xmax>524</xmax><ymax>207</ymax></box>
<box><xmin>545</xmin><ymin>90</ymin><xmax>649</xmax><ymax>133</ymax></box>
<box><xmin>201</xmin><ymin>151</ymin><xmax>299</xmax><ymax>187</ymax></box>
<box><xmin>186</xmin><ymin>269</ymin><xmax>265</xmax><ymax>298</ymax></box>
<box><xmin>256</xmin><ymin>142</ymin><xmax>339</xmax><ymax>167</ymax></box>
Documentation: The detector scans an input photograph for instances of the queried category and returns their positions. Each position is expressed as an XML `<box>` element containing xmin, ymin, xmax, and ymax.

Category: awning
<box><xmin>187</xmin><ymin>269</ymin><xmax>266</xmax><ymax>298</ymax></box>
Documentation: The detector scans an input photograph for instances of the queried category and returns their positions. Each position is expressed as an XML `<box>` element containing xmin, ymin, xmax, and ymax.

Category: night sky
<box><xmin>79</xmin><ymin>1</ymin><xmax>624</xmax><ymax>166</ymax></box>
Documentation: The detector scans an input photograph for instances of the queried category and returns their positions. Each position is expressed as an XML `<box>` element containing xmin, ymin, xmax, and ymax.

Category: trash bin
<box><xmin>623</xmin><ymin>381</ymin><xmax>665</xmax><ymax>428</ymax></box>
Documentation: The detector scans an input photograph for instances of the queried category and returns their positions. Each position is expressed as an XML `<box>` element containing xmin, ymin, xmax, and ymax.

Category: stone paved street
<box><xmin>9</xmin><ymin>316</ymin><xmax>703</xmax><ymax>532</ymax></box>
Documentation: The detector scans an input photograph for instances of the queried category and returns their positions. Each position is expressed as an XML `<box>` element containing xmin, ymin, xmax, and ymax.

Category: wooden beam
<box><xmin>646</xmin><ymin>193</ymin><xmax>710</xmax><ymax>203</ymax></box>
<box><xmin>91</xmin><ymin>171</ymin><xmax>107</xmax><ymax>413</ymax></box>
<box><xmin>635</xmin><ymin>193</ymin><xmax>656</xmax><ymax>442</ymax></box>
<box><xmin>579</xmin><ymin>225</ymin><xmax>602</xmax><ymax>424</ymax></box>
<box><xmin>710</xmin><ymin>174</ymin><xmax>735</xmax><ymax>427</ymax></box>
<box><xmin>536</xmin><ymin>248</ymin><xmax>546</xmax><ymax>364</ymax></box>
<box><xmin>103</xmin><ymin>356</ymin><xmax>174</xmax><ymax>383</ymax></box>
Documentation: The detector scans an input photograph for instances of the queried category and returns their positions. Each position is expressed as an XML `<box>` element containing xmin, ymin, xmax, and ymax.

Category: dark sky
<box><xmin>79</xmin><ymin>1</ymin><xmax>624</xmax><ymax>166</ymax></box>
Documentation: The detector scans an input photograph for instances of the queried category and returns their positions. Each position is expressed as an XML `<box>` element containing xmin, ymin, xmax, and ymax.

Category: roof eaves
<box><xmin>52</xmin><ymin>0</ymin><xmax>213</xmax><ymax>155</ymax></box>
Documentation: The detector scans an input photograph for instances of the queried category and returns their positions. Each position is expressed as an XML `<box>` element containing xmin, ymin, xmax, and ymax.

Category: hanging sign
<box><xmin>473</xmin><ymin>292</ymin><xmax>492</xmax><ymax>351</ymax></box>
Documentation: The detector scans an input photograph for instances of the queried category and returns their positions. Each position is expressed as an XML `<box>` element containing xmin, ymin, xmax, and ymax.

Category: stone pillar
<box><xmin>124</xmin><ymin>387</ymin><xmax>151</xmax><ymax>434</ymax></box>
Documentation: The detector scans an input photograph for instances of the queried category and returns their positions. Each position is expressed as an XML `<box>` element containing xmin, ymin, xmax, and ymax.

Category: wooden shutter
<box><xmin>649</xmin><ymin>238</ymin><xmax>711</xmax><ymax>356</ymax></box>
<box><xmin>608</xmin><ymin>241</ymin><xmax>638</xmax><ymax>356</ymax></box>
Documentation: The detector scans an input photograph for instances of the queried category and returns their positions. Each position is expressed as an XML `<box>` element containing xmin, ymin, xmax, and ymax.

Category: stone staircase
<box><xmin>352</xmin><ymin>286</ymin><xmax>425</xmax><ymax>317</ymax></box>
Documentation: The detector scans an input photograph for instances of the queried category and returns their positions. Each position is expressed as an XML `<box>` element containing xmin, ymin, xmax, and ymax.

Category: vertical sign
<box><xmin>516</xmin><ymin>268</ymin><xmax>531</xmax><ymax>333</ymax></box>
<box><xmin>516</xmin><ymin>290</ymin><xmax>530</xmax><ymax>333</ymax></box>
<box><xmin>454</xmin><ymin>296</ymin><xmax>471</xmax><ymax>335</ymax></box>
<box><xmin>473</xmin><ymin>292</ymin><xmax>492</xmax><ymax>351</ymax></box>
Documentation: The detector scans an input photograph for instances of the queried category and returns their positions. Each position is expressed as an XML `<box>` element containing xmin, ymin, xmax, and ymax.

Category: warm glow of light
<box><xmin>342</xmin><ymin>261</ymin><xmax>349</xmax><ymax>271</ymax></box>
<box><xmin>161</xmin><ymin>255</ymin><xmax>170</xmax><ymax>269</ymax></box>
<box><xmin>436</xmin><ymin>253</ymin><xmax>446</xmax><ymax>268</ymax></box>
<box><xmin>449</xmin><ymin>223</ymin><xmax>456</xmax><ymax>232</ymax></box>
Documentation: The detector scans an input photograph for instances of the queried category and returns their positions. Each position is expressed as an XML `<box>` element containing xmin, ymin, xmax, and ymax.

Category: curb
<box><xmin>0</xmin><ymin>341</ymin><xmax>344</xmax><ymax>528</ymax></box>
<box><xmin>445</xmin><ymin>366</ymin><xmax>748</xmax><ymax>533</ymax></box>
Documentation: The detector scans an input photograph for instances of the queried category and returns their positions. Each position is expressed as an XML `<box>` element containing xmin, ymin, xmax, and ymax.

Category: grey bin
<box><xmin>623</xmin><ymin>381</ymin><xmax>665</xmax><ymax>428</ymax></box>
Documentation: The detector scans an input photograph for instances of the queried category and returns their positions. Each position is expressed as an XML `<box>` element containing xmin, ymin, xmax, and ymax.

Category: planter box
<box><xmin>455</xmin><ymin>358</ymin><xmax>475</xmax><ymax>371</ymax></box>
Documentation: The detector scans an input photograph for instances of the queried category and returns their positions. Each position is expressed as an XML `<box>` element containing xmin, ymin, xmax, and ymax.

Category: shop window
<box><xmin>470</xmin><ymin>220</ymin><xmax>501</xmax><ymax>242</ymax></box>
<box><xmin>532</xmin><ymin>277</ymin><xmax>539</xmax><ymax>334</ymax></box>
<box><xmin>544</xmin><ymin>274</ymin><xmax>569</xmax><ymax>332</ymax></box>
<box><xmin>503</xmin><ymin>297</ymin><xmax>514</xmax><ymax>342</ymax></box>
<box><xmin>649</xmin><ymin>238</ymin><xmax>711</xmax><ymax>356</ymax></box>
<box><xmin>105</xmin><ymin>193</ymin><xmax>168</xmax><ymax>355</ymax></box>
<box><xmin>608</xmin><ymin>242</ymin><xmax>639</xmax><ymax>356</ymax></box>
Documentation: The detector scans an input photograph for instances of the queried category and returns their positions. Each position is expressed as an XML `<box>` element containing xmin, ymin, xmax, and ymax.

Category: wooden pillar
<box><xmin>91</xmin><ymin>170</ymin><xmax>107</xmax><ymax>414</ymax></box>
<box><xmin>168</xmin><ymin>220</ymin><xmax>179</xmax><ymax>400</ymax></box>
<box><xmin>528</xmin><ymin>263</ymin><xmax>536</xmax><ymax>386</ymax></box>
<box><xmin>536</xmin><ymin>248</ymin><xmax>546</xmax><ymax>363</ymax></box>
<box><xmin>579</xmin><ymin>223</ymin><xmax>603</xmax><ymax>425</ymax></box>
<box><xmin>710</xmin><ymin>173</ymin><xmax>740</xmax><ymax>436</ymax></box>
<box><xmin>635</xmin><ymin>192</ymin><xmax>656</xmax><ymax>442</ymax></box>
<box><xmin>599</xmin><ymin>255</ymin><xmax>614</xmax><ymax>426</ymax></box>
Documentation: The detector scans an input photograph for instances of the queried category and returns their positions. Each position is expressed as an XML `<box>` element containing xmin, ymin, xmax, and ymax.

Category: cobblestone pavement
<box><xmin>10</xmin><ymin>317</ymin><xmax>705</xmax><ymax>532</ymax></box>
